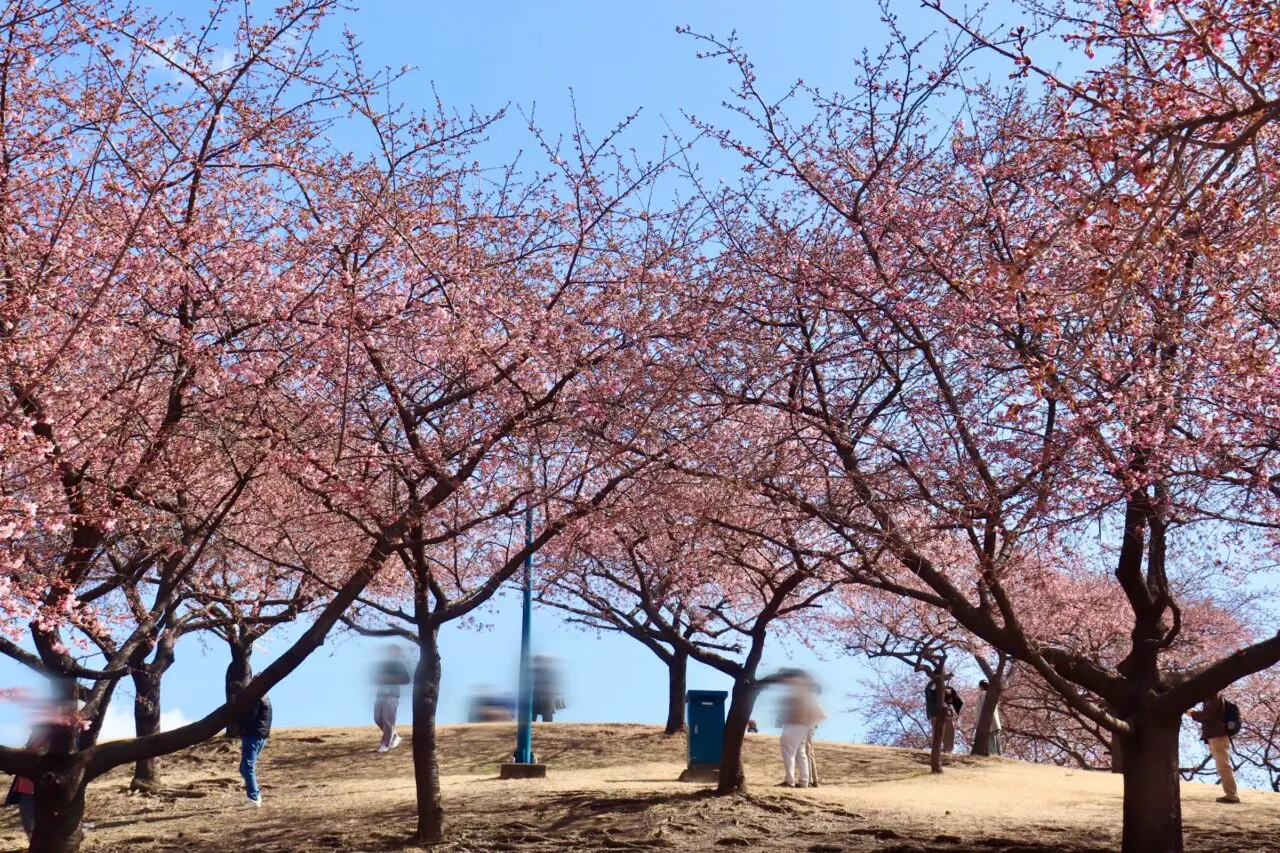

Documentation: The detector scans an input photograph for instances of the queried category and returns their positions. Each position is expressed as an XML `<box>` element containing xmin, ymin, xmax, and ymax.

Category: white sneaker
<box><xmin>240</xmin><ymin>796</ymin><xmax>262</xmax><ymax>809</ymax></box>
<box><xmin>376</xmin><ymin>744</ymin><xmax>389</xmax><ymax>753</ymax></box>
<box><xmin>388</xmin><ymin>733</ymin><xmax>403</xmax><ymax>750</ymax></box>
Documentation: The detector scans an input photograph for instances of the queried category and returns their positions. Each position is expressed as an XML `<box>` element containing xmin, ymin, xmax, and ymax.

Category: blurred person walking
<box><xmin>4</xmin><ymin>699</ymin><xmax>77</xmax><ymax>838</ymax></box>
<box><xmin>532</xmin><ymin>656</ymin><xmax>564</xmax><ymax>723</ymax></box>
<box><xmin>803</xmin><ymin>678</ymin><xmax>826</xmax><ymax>787</ymax></box>
<box><xmin>778</xmin><ymin>672</ymin><xmax>823</xmax><ymax>788</ymax></box>
<box><xmin>374</xmin><ymin>645</ymin><xmax>411</xmax><ymax>751</ymax></box>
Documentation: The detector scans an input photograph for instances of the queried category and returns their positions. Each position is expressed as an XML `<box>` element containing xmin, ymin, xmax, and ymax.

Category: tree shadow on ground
<box><xmin>54</xmin><ymin>725</ymin><xmax>1280</xmax><ymax>853</ymax></box>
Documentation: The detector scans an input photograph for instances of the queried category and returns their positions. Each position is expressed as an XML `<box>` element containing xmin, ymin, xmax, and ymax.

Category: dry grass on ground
<box><xmin>2</xmin><ymin>724</ymin><xmax>1277</xmax><ymax>852</ymax></box>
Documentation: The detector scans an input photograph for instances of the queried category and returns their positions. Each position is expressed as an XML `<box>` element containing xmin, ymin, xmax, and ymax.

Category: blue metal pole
<box><xmin>514</xmin><ymin>503</ymin><xmax>535</xmax><ymax>764</ymax></box>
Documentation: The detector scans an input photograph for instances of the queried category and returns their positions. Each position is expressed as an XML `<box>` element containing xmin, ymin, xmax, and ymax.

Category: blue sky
<box><xmin>1</xmin><ymin>0</ymin><xmax>1232</xmax><ymax>769</ymax></box>
<box><xmin>1</xmin><ymin>0</ymin><xmax>925</xmax><ymax>748</ymax></box>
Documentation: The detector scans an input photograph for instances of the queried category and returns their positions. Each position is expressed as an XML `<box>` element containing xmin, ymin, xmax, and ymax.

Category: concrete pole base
<box><xmin>499</xmin><ymin>762</ymin><xmax>547</xmax><ymax>780</ymax></box>
<box><xmin>678</xmin><ymin>766</ymin><xmax>720</xmax><ymax>783</ymax></box>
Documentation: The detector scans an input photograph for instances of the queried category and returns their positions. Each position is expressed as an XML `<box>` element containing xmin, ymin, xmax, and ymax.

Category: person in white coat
<box><xmin>804</xmin><ymin>687</ymin><xmax>827</xmax><ymax>787</ymax></box>
<box><xmin>778</xmin><ymin>673</ymin><xmax>823</xmax><ymax>787</ymax></box>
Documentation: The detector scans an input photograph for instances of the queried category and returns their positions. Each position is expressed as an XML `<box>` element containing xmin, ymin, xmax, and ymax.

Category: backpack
<box><xmin>1224</xmin><ymin>700</ymin><xmax>1242</xmax><ymax>737</ymax></box>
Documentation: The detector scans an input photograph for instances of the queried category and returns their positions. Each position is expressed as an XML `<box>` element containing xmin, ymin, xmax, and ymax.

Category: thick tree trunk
<box><xmin>1118</xmin><ymin>713</ymin><xmax>1183</xmax><ymax>853</ymax></box>
<box><xmin>224</xmin><ymin>642</ymin><xmax>252</xmax><ymax>738</ymax></box>
<box><xmin>971</xmin><ymin>676</ymin><xmax>1003</xmax><ymax>758</ymax></box>
<box><xmin>664</xmin><ymin>651</ymin><xmax>688</xmax><ymax>735</ymax></box>
<box><xmin>1110</xmin><ymin>734</ymin><xmax>1125</xmax><ymax>774</ymax></box>
<box><xmin>971</xmin><ymin>707</ymin><xmax>991</xmax><ymax>757</ymax></box>
<box><xmin>29</xmin><ymin>759</ymin><xmax>86</xmax><ymax>853</ymax></box>
<box><xmin>715</xmin><ymin>677</ymin><xmax>755</xmax><ymax>795</ymax></box>
<box><xmin>412</xmin><ymin>623</ymin><xmax>445</xmax><ymax>844</ymax></box>
<box><xmin>130</xmin><ymin>668</ymin><xmax>162</xmax><ymax>789</ymax></box>
<box><xmin>930</xmin><ymin>713</ymin><xmax>944</xmax><ymax>774</ymax></box>
<box><xmin>929</xmin><ymin>668</ymin><xmax>946</xmax><ymax>773</ymax></box>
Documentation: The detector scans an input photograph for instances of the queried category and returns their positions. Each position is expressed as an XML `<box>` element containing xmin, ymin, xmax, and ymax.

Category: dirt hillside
<box><xmin>2</xmin><ymin>724</ymin><xmax>1277</xmax><ymax>852</ymax></box>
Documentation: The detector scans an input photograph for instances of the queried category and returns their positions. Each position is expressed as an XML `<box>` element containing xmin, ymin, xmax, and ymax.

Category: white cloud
<box><xmin>140</xmin><ymin>38</ymin><xmax>237</xmax><ymax>88</ymax></box>
<box><xmin>97</xmin><ymin>702</ymin><xmax>193</xmax><ymax>743</ymax></box>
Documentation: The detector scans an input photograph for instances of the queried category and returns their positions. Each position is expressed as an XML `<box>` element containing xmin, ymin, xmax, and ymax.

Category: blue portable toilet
<box><xmin>685</xmin><ymin>690</ymin><xmax>728</xmax><ymax>770</ymax></box>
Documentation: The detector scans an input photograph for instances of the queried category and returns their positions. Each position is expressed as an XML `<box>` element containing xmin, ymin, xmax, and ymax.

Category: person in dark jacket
<box><xmin>373</xmin><ymin>646</ymin><xmax>411</xmax><ymax>752</ymax></box>
<box><xmin>238</xmin><ymin>695</ymin><xmax>272</xmax><ymax>807</ymax></box>
<box><xmin>1188</xmin><ymin>693</ymin><xmax>1239</xmax><ymax>803</ymax></box>
<box><xmin>925</xmin><ymin>679</ymin><xmax>964</xmax><ymax>753</ymax></box>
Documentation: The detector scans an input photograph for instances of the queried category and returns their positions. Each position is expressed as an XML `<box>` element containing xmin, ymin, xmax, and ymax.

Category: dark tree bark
<box><xmin>929</xmin><ymin>668</ymin><xmax>946</xmax><ymax>773</ymax></box>
<box><xmin>224</xmin><ymin>639</ymin><xmax>253</xmax><ymax>738</ymax></box>
<box><xmin>341</xmin><ymin>499</ymin><xmax>617</xmax><ymax>847</ymax></box>
<box><xmin>716</xmin><ymin>678</ymin><xmax>756</xmax><ymax>794</ymax></box>
<box><xmin>29</xmin><ymin>757</ymin><xmax>86</xmax><ymax>853</ymax></box>
<box><xmin>1110</xmin><ymin>733</ymin><xmax>1125</xmax><ymax>774</ymax></box>
<box><xmin>130</xmin><ymin>634</ymin><xmax>179</xmax><ymax>789</ymax></box>
<box><xmin>929</xmin><ymin>714</ymin><xmax>945</xmax><ymax>774</ymax></box>
<box><xmin>665</xmin><ymin>650</ymin><xmax>688</xmax><ymax>735</ymax></box>
<box><xmin>1119</xmin><ymin>712</ymin><xmax>1183</xmax><ymax>853</ymax></box>
<box><xmin>77</xmin><ymin>677</ymin><xmax>119</xmax><ymax>752</ymax></box>
<box><xmin>0</xmin><ymin>538</ymin><xmax>393</xmax><ymax>853</ymax></box>
<box><xmin>412</xmin><ymin>619</ymin><xmax>445</xmax><ymax>844</ymax></box>
<box><xmin>23</xmin><ymin>676</ymin><xmax>92</xmax><ymax>853</ymax></box>
<box><xmin>130</xmin><ymin>668</ymin><xmax>162</xmax><ymax>789</ymax></box>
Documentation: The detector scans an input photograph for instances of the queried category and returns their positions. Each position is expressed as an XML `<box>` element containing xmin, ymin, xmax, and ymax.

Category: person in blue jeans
<box><xmin>238</xmin><ymin>695</ymin><xmax>272</xmax><ymax>808</ymax></box>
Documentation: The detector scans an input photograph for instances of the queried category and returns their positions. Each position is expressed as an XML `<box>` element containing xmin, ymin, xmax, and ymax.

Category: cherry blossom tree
<box><xmin>538</xmin><ymin>484</ymin><xmax>747</xmax><ymax>736</ymax></box>
<box><xmin>120</xmin><ymin>545</ymin><xmax>315</xmax><ymax>790</ymax></box>
<box><xmin>0</xmin><ymin>1</ymin><xmax>704</xmax><ymax>850</ymax></box>
<box><xmin>1230</xmin><ymin>668</ymin><xmax>1280</xmax><ymax>792</ymax></box>
<box><xmin>859</xmin><ymin>667</ymin><xmax>935</xmax><ymax>751</ymax></box>
<box><xmin>197</xmin><ymin>493</ymin><xmax>341</xmax><ymax>740</ymax></box>
<box><xmin>538</xmin><ymin>560</ymin><xmax>740</xmax><ymax>736</ymax></box>
<box><xmin>686</xmin><ymin>3</ymin><xmax>1280</xmax><ymax>849</ymax></box>
<box><xmin>174</xmin><ymin>553</ymin><xmax>316</xmax><ymax>745</ymax></box>
<box><xmin>857</xmin><ymin>586</ymin><xmax>1250</xmax><ymax>777</ymax></box>
<box><xmin>0</xmin><ymin>2</ymin><xmax>407</xmax><ymax>850</ymax></box>
<box><xmin>538</xmin><ymin>569</ymin><xmax>708</xmax><ymax>735</ymax></box>
<box><xmin>553</xmin><ymin>477</ymin><xmax>846</xmax><ymax>794</ymax></box>
<box><xmin>841</xmin><ymin>588</ymin><xmax>1006</xmax><ymax>770</ymax></box>
<box><xmin>273</xmin><ymin>74</ymin><xmax>704</xmax><ymax>839</ymax></box>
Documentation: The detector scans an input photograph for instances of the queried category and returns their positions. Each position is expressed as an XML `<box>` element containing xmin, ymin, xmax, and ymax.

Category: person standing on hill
<box><xmin>778</xmin><ymin>672</ymin><xmax>823</xmax><ymax>788</ymax></box>
<box><xmin>925</xmin><ymin>679</ymin><xmax>964</xmax><ymax>754</ymax></box>
<box><xmin>374</xmin><ymin>645</ymin><xmax>411</xmax><ymax>751</ymax></box>
<box><xmin>942</xmin><ymin>686</ymin><xmax>963</xmax><ymax>752</ymax></box>
<box><xmin>804</xmin><ymin>679</ymin><xmax>827</xmax><ymax>787</ymax></box>
<box><xmin>975</xmin><ymin>680</ymin><xmax>1003</xmax><ymax>756</ymax></box>
<box><xmin>1188</xmin><ymin>693</ymin><xmax>1240</xmax><ymax>804</ymax></box>
<box><xmin>239</xmin><ymin>695</ymin><xmax>272</xmax><ymax>808</ymax></box>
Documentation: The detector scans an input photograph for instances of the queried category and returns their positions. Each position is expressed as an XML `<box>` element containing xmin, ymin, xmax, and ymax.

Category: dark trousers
<box><xmin>18</xmin><ymin>793</ymin><xmax>34</xmax><ymax>837</ymax></box>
